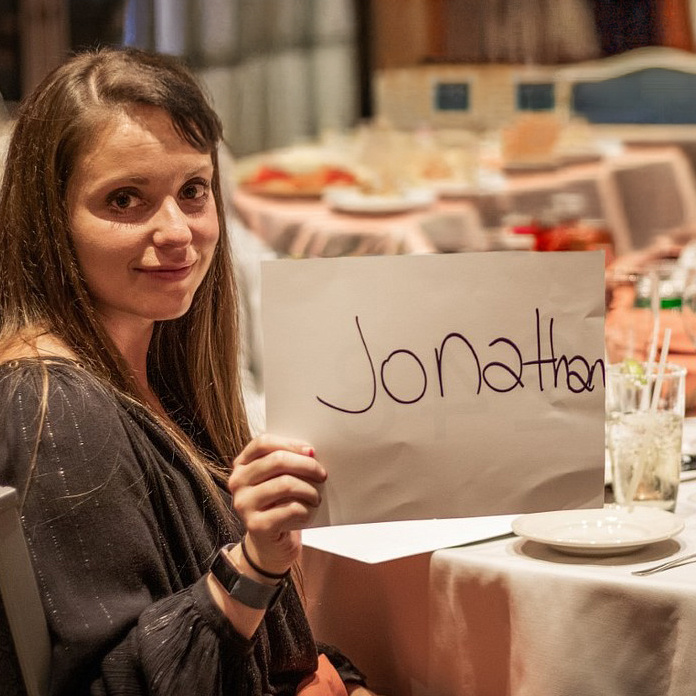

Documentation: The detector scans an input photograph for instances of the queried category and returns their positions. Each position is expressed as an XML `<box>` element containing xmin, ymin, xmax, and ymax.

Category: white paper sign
<box><xmin>261</xmin><ymin>251</ymin><xmax>606</xmax><ymax>526</ymax></box>
<box><xmin>301</xmin><ymin>514</ymin><xmax>518</xmax><ymax>563</ymax></box>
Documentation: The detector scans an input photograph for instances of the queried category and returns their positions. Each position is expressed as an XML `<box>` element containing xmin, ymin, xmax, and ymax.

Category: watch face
<box><xmin>210</xmin><ymin>546</ymin><xmax>288</xmax><ymax>611</ymax></box>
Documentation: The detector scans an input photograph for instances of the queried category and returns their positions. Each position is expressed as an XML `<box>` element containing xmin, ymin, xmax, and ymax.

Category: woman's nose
<box><xmin>152</xmin><ymin>197</ymin><xmax>192</xmax><ymax>247</ymax></box>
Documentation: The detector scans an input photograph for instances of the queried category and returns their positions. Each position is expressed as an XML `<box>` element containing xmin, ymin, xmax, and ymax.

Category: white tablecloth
<box><xmin>302</xmin><ymin>480</ymin><xmax>696</xmax><ymax>696</ymax></box>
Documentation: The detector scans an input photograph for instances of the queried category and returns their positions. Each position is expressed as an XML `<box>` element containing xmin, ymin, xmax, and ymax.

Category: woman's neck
<box><xmin>94</xmin><ymin>327</ymin><xmax>168</xmax><ymax>419</ymax></box>
<box><xmin>98</xmin><ymin>315</ymin><xmax>154</xmax><ymax>394</ymax></box>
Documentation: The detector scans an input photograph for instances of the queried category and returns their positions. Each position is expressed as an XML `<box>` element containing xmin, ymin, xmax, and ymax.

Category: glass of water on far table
<box><xmin>606</xmin><ymin>361</ymin><xmax>686</xmax><ymax>512</ymax></box>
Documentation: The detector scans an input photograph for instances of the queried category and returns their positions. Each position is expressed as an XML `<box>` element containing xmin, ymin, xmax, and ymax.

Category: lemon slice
<box><xmin>621</xmin><ymin>358</ymin><xmax>647</xmax><ymax>383</ymax></box>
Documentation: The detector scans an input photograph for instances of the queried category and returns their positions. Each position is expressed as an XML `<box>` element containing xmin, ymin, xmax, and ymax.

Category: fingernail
<box><xmin>305</xmin><ymin>446</ymin><xmax>315</xmax><ymax>458</ymax></box>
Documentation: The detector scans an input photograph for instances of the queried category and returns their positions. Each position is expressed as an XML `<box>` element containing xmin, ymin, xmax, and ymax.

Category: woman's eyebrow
<box><xmin>182</xmin><ymin>164</ymin><xmax>214</xmax><ymax>179</ymax></box>
<box><xmin>94</xmin><ymin>165</ymin><xmax>213</xmax><ymax>191</ymax></box>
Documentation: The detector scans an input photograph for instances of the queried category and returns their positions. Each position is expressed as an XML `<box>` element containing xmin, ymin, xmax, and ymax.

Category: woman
<box><xmin>0</xmin><ymin>47</ymin><xmax>375</xmax><ymax>695</ymax></box>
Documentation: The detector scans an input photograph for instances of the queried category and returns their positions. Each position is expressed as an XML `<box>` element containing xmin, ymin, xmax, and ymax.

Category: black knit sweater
<box><xmin>0</xmin><ymin>358</ymin><xmax>364</xmax><ymax>695</ymax></box>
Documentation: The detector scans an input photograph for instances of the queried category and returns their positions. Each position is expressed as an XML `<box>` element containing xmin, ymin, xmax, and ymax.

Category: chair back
<box><xmin>604</xmin><ymin>147</ymin><xmax>696</xmax><ymax>251</ymax></box>
<box><xmin>0</xmin><ymin>486</ymin><xmax>50</xmax><ymax>696</ymax></box>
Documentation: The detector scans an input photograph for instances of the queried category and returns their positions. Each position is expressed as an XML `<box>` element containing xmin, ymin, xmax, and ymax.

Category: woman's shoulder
<box><xmin>1</xmin><ymin>332</ymin><xmax>99</xmax><ymax>391</ymax></box>
<box><xmin>0</xmin><ymin>355</ymin><xmax>117</xmax><ymax>418</ymax></box>
<box><xmin>0</xmin><ymin>358</ymin><xmax>134</xmax><ymax>500</ymax></box>
<box><xmin>0</xmin><ymin>330</ymin><xmax>75</xmax><ymax>362</ymax></box>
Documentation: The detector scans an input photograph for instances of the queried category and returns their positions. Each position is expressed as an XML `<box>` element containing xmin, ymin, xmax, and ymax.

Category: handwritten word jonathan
<box><xmin>316</xmin><ymin>309</ymin><xmax>604</xmax><ymax>414</ymax></box>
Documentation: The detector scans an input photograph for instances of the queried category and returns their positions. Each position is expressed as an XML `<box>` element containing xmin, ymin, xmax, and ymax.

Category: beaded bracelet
<box><xmin>240</xmin><ymin>535</ymin><xmax>290</xmax><ymax>581</ymax></box>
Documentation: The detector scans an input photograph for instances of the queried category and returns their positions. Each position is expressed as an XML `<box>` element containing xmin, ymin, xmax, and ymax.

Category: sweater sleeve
<box><xmin>0</xmin><ymin>364</ymin><xmax>267</xmax><ymax>695</ymax></box>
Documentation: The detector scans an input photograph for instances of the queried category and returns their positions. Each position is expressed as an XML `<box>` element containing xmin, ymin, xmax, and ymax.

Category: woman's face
<box><xmin>67</xmin><ymin>105</ymin><xmax>220</xmax><ymax>339</ymax></box>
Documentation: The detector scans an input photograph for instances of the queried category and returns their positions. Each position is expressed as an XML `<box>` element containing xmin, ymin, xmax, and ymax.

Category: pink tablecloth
<box><xmin>232</xmin><ymin>188</ymin><xmax>486</xmax><ymax>257</ymax></box>
<box><xmin>233</xmin><ymin>146</ymin><xmax>696</xmax><ymax>261</ymax></box>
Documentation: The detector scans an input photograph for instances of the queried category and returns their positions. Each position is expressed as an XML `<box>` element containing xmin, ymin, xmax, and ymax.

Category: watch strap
<box><xmin>210</xmin><ymin>543</ymin><xmax>288</xmax><ymax>611</ymax></box>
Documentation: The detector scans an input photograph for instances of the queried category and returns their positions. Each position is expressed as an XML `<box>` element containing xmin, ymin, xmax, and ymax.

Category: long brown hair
<box><xmin>0</xmin><ymin>48</ymin><xmax>250</xmax><ymax>511</ymax></box>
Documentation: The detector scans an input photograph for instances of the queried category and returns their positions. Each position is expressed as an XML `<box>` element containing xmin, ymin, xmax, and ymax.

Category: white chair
<box><xmin>559</xmin><ymin>163</ymin><xmax>633</xmax><ymax>256</ymax></box>
<box><xmin>0</xmin><ymin>486</ymin><xmax>50</xmax><ymax>696</ymax></box>
<box><xmin>603</xmin><ymin>146</ymin><xmax>696</xmax><ymax>251</ymax></box>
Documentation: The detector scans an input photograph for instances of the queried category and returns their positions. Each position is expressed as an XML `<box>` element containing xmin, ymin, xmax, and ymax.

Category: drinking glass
<box><xmin>606</xmin><ymin>362</ymin><xmax>686</xmax><ymax>512</ymax></box>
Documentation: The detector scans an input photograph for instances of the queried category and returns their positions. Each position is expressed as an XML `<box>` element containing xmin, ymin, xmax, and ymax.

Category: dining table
<box><xmin>231</xmin><ymin>143</ymin><xmax>696</xmax><ymax>264</ymax></box>
<box><xmin>231</xmin><ymin>186</ymin><xmax>489</xmax><ymax>258</ymax></box>
<box><xmin>231</xmin><ymin>169</ymin><xmax>620</xmax><ymax>263</ymax></box>
<box><xmin>301</xmin><ymin>476</ymin><xmax>696</xmax><ymax>696</ymax></box>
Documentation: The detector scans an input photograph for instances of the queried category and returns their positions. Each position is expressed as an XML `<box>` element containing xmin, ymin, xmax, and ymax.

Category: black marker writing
<box><xmin>316</xmin><ymin>315</ymin><xmax>377</xmax><ymax>414</ymax></box>
<box><xmin>316</xmin><ymin>310</ymin><xmax>604</xmax><ymax>413</ymax></box>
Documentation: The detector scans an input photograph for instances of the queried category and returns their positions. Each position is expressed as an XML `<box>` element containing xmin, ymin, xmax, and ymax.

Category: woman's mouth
<box><xmin>137</xmin><ymin>263</ymin><xmax>195</xmax><ymax>281</ymax></box>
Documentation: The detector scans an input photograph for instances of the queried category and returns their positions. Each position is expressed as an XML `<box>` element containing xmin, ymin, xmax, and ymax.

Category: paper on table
<box><xmin>262</xmin><ymin>251</ymin><xmax>606</xmax><ymax>527</ymax></box>
<box><xmin>302</xmin><ymin>515</ymin><xmax>517</xmax><ymax>563</ymax></box>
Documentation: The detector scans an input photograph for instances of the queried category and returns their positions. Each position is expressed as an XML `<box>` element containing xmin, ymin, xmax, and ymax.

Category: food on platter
<box><xmin>241</xmin><ymin>163</ymin><xmax>359</xmax><ymax>196</ymax></box>
<box><xmin>238</xmin><ymin>146</ymin><xmax>361</xmax><ymax>197</ymax></box>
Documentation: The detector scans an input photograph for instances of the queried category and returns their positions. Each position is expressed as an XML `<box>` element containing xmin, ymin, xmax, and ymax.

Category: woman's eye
<box><xmin>180</xmin><ymin>180</ymin><xmax>209</xmax><ymax>201</ymax></box>
<box><xmin>107</xmin><ymin>189</ymin><xmax>140</xmax><ymax>211</ymax></box>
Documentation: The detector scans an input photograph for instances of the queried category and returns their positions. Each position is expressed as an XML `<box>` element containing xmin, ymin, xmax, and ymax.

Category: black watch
<box><xmin>210</xmin><ymin>543</ymin><xmax>289</xmax><ymax>611</ymax></box>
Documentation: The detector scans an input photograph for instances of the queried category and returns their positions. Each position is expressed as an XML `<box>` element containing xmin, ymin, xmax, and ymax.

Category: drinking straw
<box><xmin>647</xmin><ymin>267</ymin><xmax>661</xmax><ymax>362</ymax></box>
<box><xmin>639</xmin><ymin>270</ymin><xmax>661</xmax><ymax>411</ymax></box>
<box><xmin>650</xmin><ymin>327</ymin><xmax>672</xmax><ymax>412</ymax></box>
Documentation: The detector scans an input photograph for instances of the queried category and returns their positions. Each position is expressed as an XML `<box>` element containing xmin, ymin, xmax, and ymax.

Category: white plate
<box><xmin>512</xmin><ymin>506</ymin><xmax>684</xmax><ymax>556</ymax></box>
<box><xmin>324</xmin><ymin>187</ymin><xmax>436</xmax><ymax>214</ymax></box>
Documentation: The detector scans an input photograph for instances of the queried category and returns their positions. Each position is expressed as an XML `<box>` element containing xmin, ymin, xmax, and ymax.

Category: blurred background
<box><xmin>1</xmin><ymin>0</ymin><xmax>367</xmax><ymax>156</ymax></box>
<box><xmin>2</xmin><ymin>0</ymin><xmax>695</xmax><ymax>157</ymax></box>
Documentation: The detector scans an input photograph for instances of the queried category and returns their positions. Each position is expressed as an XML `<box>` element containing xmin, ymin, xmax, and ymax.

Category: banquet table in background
<box><xmin>232</xmin><ymin>187</ymin><xmax>486</xmax><ymax>257</ymax></box>
<box><xmin>231</xmin><ymin>145</ymin><xmax>696</xmax><ymax>260</ymax></box>
<box><xmin>301</xmin><ymin>479</ymin><xmax>696</xmax><ymax>696</ymax></box>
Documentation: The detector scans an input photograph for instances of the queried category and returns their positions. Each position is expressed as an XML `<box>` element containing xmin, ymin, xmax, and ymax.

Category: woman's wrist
<box><xmin>206</xmin><ymin>555</ymin><xmax>268</xmax><ymax>639</ymax></box>
<box><xmin>240</xmin><ymin>533</ymin><xmax>295</xmax><ymax>579</ymax></box>
<box><xmin>225</xmin><ymin>542</ymin><xmax>284</xmax><ymax>587</ymax></box>
<box><xmin>206</xmin><ymin>541</ymin><xmax>291</xmax><ymax>637</ymax></box>
<box><xmin>241</xmin><ymin>535</ymin><xmax>291</xmax><ymax>580</ymax></box>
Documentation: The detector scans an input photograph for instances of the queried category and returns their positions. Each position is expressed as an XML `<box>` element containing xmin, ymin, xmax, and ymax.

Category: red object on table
<box><xmin>246</xmin><ymin>165</ymin><xmax>291</xmax><ymax>184</ymax></box>
<box><xmin>512</xmin><ymin>218</ymin><xmax>615</xmax><ymax>265</ymax></box>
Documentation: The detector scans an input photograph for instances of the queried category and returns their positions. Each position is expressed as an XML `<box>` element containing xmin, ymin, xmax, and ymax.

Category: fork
<box><xmin>631</xmin><ymin>552</ymin><xmax>696</xmax><ymax>576</ymax></box>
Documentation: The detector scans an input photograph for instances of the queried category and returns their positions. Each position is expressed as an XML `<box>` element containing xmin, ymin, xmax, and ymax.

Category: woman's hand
<box><xmin>228</xmin><ymin>433</ymin><xmax>326</xmax><ymax>575</ymax></box>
